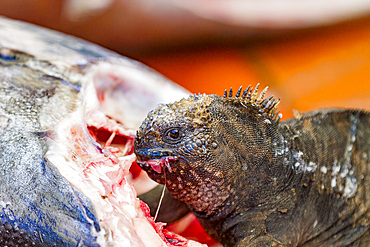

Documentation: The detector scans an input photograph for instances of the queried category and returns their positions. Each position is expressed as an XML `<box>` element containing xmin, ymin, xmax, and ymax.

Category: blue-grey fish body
<box><xmin>0</xmin><ymin>16</ymin><xmax>190</xmax><ymax>246</ymax></box>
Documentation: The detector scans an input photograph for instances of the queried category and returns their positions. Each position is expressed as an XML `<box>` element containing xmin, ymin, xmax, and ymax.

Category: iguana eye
<box><xmin>168</xmin><ymin>128</ymin><xmax>180</xmax><ymax>139</ymax></box>
<box><xmin>163</xmin><ymin>127</ymin><xmax>182</xmax><ymax>143</ymax></box>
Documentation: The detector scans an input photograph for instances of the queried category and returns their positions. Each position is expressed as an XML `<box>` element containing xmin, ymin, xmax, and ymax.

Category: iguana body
<box><xmin>134</xmin><ymin>85</ymin><xmax>369</xmax><ymax>246</ymax></box>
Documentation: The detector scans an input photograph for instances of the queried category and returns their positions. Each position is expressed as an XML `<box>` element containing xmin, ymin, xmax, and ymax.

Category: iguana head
<box><xmin>134</xmin><ymin>85</ymin><xmax>282</xmax><ymax>214</ymax></box>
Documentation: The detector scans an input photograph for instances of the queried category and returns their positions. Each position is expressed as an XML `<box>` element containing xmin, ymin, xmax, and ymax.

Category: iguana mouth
<box><xmin>135</xmin><ymin>148</ymin><xmax>178</xmax><ymax>173</ymax></box>
<box><xmin>137</xmin><ymin>157</ymin><xmax>178</xmax><ymax>173</ymax></box>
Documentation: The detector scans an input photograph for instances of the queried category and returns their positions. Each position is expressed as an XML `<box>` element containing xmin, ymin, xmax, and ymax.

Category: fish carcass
<box><xmin>0</xmin><ymin>16</ymin><xmax>204</xmax><ymax>247</ymax></box>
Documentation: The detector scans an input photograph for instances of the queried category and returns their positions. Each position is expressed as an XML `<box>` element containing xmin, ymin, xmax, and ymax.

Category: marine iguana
<box><xmin>134</xmin><ymin>84</ymin><xmax>369</xmax><ymax>246</ymax></box>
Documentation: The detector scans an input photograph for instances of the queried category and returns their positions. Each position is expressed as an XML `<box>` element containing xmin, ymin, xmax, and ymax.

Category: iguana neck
<box><xmin>195</xmin><ymin>128</ymin><xmax>314</xmax><ymax>246</ymax></box>
<box><xmin>192</xmin><ymin>125</ymin><xmax>295</xmax><ymax>239</ymax></box>
<box><xmin>193</xmin><ymin>115</ymin><xmax>334</xmax><ymax>245</ymax></box>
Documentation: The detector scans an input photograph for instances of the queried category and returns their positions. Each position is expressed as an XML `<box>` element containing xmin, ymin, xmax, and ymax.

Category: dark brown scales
<box><xmin>135</xmin><ymin>85</ymin><xmax>369</xmax><ymax>247</ymax></box>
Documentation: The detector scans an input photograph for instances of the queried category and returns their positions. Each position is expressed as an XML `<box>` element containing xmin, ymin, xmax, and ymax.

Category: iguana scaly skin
<box><xmin>134</xmin><ymin>85</ymin><xmax>369</xmax><ymax>246</ymax></box>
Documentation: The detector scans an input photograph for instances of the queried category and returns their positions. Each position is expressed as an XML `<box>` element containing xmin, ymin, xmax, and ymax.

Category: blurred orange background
<box><xmin>141</xmin><ymin>18</ymin><xmax>370</xmax><ymax>120</ymax></box>
<box><xmin>0</xmin><ymin>0</ymin><xmax>369</xmax><ymax>123</ymax></box>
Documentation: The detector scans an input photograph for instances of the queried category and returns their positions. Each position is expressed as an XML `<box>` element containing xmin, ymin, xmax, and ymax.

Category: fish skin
<box><xmin>0</xmin><ymin>25</ymin><xmax>101</xmax><ymax>245</ymax></box>
<box><xmin>0</xmin><ymin>16</ymin><xmax>196</xmax><ymax>246</ymax></box>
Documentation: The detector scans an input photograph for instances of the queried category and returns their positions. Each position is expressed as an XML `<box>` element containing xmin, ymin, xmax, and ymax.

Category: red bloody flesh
<box><xmin>88</xmin><ymin>126</ymin><xmax>141</xmax><ymax>177</ymax></box>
